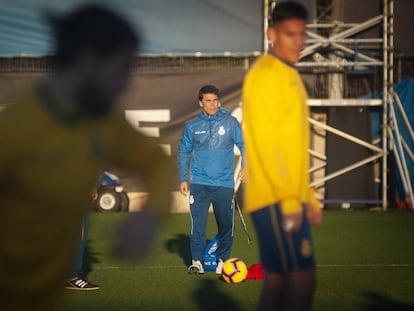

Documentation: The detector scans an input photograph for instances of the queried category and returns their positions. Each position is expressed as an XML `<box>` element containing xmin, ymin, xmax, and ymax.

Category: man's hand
<box><xmin>281</xmin><ymin>198</ymin><xmax>302</xmax><ymax>233</ymax></box>
<box><xmin>307</xmin><ymin>188</ymin><xmax>323</xmax><ymax>226</ymax></box>
<box><xmin>91</xmin><ymin>190</ymin><xmax>98</xmax><ymax>201</ymax></box>
<box><xmin>180</xmin><ymin>182</ymin><xmax>188</xmax><ymax>196</ymax></box>
<box><xmin>238</xmin><ymin>169</ymin><xmax>244</xmax><ymax>183</ymax></box>
<box><xmin>307</xmin><ymin>204</ymin><xmax>323</xmax><ymax>226</ymax></box>
<box><xmin>282</xmin><ymin>211</ymin><xmax>302</xmax><ymax>233</ymax></box>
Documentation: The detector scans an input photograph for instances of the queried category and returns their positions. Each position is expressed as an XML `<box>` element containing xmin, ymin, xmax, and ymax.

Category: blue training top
<box><xmin>178</xmin><ymin>107</ymin><xmax>244</xmax><ymax>189</ymax></box>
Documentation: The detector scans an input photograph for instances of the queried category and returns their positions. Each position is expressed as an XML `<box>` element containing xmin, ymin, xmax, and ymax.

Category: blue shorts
<box><xmin>251</xmin><ymin>204</ymin><xmax>316</xmax><ymax>273</ymax></box>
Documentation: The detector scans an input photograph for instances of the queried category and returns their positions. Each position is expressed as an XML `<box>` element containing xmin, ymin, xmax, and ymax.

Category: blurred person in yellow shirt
<box><xmin>242</xmin><ymin>2</ymin><xmax>322</xmax><ymax>310</ymax></box>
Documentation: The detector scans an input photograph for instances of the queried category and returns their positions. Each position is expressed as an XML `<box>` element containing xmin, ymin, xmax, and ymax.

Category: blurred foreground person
<box><xmin>242</xmin><ymin>2</ymin><xmax>322</xmax><ymax>311</ymax></box>
<box><xmin>0</xmin><ymin>5</ymin><xmax>172</xmax><ymax>311</ymax></box>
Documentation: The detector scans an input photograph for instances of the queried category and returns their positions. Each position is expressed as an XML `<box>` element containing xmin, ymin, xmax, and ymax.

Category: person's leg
<box><xmin>257</xmin><ymin>271</ymin><xmax>286</xmax><ymax>311</ymax></box>
<box><xmin>281</xmin><ymin>270</ymin><xmax>316</xmax><ymax>311</ymax></box>
<box><xmin>251</xmin><ymin>204</ymin><xmax>317</xmax><ymax>310</ymax></box>
<box><xmin>69</xmin><ymin>217</ymin><xmax>90</xmax><ymax>278</ymax></box>
<box><xmin>280</xmin><ymin>207</ymin><xmax>317</xmax><ymax>311</ymax></box>
<box><xmin>252</xmin><ymin>207</ymin><xmax>287</xmax><ymax>310</ymax></box>
<box><xmin>211</xmin><ymin>186</ymin><xmax>234</xmax><ymax>261</ymax></box>
<box><xmin>257</xmin><ymin>269</ymin><xmax>315</xmax><ymax>311</ymax></box>
<box><xmin>66</xmin><ymin>217</ymin><xmax>99</xmax><ymax>290</ymax></box>
<box><xmin>189</xmin><ymin>184</ymin><xmax>211</xmax><ymax>262</ymax></box>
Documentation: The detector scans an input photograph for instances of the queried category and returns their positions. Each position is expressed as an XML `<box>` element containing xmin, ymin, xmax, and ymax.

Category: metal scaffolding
<box><xmin>299</xmin><ymin>0</ymin><xmax>398</xmax><ymax>209</ymax></box>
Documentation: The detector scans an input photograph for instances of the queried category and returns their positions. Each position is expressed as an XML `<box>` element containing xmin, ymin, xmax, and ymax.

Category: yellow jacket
<box><xmin>243</xmin><ymin>54</ymin><xmax>316</xmax><ymax>215</ymax></box>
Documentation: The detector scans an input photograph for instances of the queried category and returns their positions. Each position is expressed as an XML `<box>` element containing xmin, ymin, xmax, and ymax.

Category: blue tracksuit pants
<box><xmin>189</xmin><ymin>184</ymin><xmax>234</xmax><ymax>262</ymax></box>
<box><xmin>70</xmin><ymin>217</ymin><xmax>90</xmax><ymax>278</ymax></box>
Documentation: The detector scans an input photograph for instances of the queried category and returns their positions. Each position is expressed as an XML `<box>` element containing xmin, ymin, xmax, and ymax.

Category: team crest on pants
<box><xmin>218</xmin><ymin>126</ymin><xmax>226</xmax><ymax>135</ymax></box>
<box><xmin>301</xmin><ymin>238</ymin><xmax>312</xmax><ymax>257</ymax></box>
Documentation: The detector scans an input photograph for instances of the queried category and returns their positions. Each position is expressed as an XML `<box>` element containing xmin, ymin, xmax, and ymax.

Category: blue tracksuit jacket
<box><xmin>178</xmin><ymin>107</ymin><xmax>244</xmax><ymax>189</ymax></box>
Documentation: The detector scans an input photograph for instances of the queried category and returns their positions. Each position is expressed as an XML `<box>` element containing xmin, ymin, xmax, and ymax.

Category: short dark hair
<box><xmin>198</xmin><ymin>85</ymin><xmax>219</xmax><ymax>101</ymax></box>
<box><xmin>271</xmin><ymin>1</ymin><xmax>308</xmax><ymax>25</ymax></box>
<box><xmin>49</xmin><ymin>5</ymin><xmax>139</xmax><ymax>66</ymax></box>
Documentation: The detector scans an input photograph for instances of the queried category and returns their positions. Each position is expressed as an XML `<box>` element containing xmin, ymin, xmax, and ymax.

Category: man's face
<box><xmin>199</xmin><ymin>93</ymin><xmax>219</xmax><ymax>116</ymax></box>
<box><xmin>268</xmin><ymin>18</ymin><xmax>306</xmax><ymax>64</ymax></box>
<box><xmin>76</xmin><ymin>47</ymin><xmax>135</xmax><ymax>116</ymax></box>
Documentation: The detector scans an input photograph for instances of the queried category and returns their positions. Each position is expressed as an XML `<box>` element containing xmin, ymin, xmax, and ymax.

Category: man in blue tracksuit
<box><xmin>178</xmin><ymin>85</ymin><xmax>244</xmax><ymax>275</ymax></box>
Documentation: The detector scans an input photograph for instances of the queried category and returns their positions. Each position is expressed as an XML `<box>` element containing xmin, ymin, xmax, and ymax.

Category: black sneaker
<box><xmin>65</xmin><ymin>277</ymin><xmax>100</xmax><ymax>290</ymax></box>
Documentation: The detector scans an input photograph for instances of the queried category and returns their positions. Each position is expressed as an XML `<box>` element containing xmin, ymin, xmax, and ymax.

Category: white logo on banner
<box><xmin>124</xmin><ymin>109</ymin><xmax>171</xmax><ymax>155</ymax></box>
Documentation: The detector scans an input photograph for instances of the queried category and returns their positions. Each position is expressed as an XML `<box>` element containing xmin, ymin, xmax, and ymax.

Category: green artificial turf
<box><xmin>60</xmin><ymin>209</ymin><xmax>414</xmax><ymax>311</ymax></box>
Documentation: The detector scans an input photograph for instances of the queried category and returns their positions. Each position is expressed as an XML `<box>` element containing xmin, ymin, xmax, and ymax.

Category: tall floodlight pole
<box><xmin>382</xmin><ymin>0</ymin><xmax>394</xmax><ymax>210</ymax></box>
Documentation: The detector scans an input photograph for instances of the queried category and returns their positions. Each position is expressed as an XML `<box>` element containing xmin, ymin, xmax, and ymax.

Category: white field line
<box><xmin>94</xmin><ymin>263</ymin><xmax>414</xmax><ymax>270</ymax></box>
<box><xmin>317</xmin><ymin>263</ymin><xmax>414</xmax><ymax>267</ymax></box>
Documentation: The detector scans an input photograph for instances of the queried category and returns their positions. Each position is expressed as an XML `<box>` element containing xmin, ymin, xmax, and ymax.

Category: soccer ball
<box><xmin>221</xmin><ymin>258</ymin><xmax>248</xmax><ymax>284</ymax></box>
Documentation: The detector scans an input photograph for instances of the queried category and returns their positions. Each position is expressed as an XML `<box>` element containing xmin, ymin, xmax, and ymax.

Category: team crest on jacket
<box><xmin>218</xmin><ymin>126</ymin><xmax>226</xmax><ymax>136</ymax></box>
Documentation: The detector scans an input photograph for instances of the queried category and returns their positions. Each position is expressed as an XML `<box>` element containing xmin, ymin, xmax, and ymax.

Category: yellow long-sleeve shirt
<box><xmin>242</xmin><ymin>54</ymin><xmax>311</xmax><ymax>214</ymax></box>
